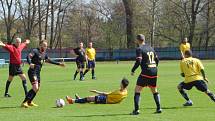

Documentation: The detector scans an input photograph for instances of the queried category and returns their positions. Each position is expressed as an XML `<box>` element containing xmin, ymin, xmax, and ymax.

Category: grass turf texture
<box><xmin>0</xmin><ymin>60</ymin><xmax>214</xmax><ymax>121</ymax></box>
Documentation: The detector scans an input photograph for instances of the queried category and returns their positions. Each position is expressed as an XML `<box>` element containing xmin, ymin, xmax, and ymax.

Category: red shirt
<box><xmin>3</xmin><ymin>43</ymin><xmax>27</xmax><ymax>65</ymax></box>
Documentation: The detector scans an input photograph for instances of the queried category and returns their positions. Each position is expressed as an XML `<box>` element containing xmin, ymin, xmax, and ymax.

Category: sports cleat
<box><xmin>155</xmin><ymin>108</ymin><xmax>162</xmax><ymax>113</ymax></box>
<box><xmin>92</xmin><ymin>76</ymin><xmax>96</xmax><ymax>80</ymax></box>
<box><xmin>4</xmin><ymin>93</ymin><xmax>11</xmax><ymax>98</ymax></box>
<box><xmin>21</xmin><ymin>102</ymin><xmax>30</xmax><ymax>108</ymax></box>
<box><xmin>75</xmin><ymin>93</ymin><xmax>80</xmax><ymax>99</ymax></box>
<box><xmin>80</xmin><ymin>77</ymin><xmax>85</xmax><ymax>81</ymax></box>
<box><xmin>66</xmin><ymin>96</ymin><xmax>73</xmax><ymax>104</ymax></box>
<box><xmin>28</xmin><ymin>101</ymin><xmax>38</xmax><ymax>107</ymax></box>
<box><xmin>183</xmin><ymin>100</ymin><xmax>193</xmax><ymax>106</ymax></box>
<box><xmin>130</xmin><ymin>110</ymin><xmax>140</xmax><ymax>115</ymax></box>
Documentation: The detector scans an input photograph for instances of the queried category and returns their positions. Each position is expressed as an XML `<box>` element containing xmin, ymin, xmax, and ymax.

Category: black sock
<box><xmin>80</xmin><ymin>71</ymin><xmax>84</xmax><ymax>79</ymax></box>
<box><xmin>22</xmin><ymin>80</ymin><xmax>28</xmax><ymax>96</ymax></box>
<box><xmin>74</xmin><ymin>71</ymin><xmax>79</xmax><ymax>80</ymax></box>
<box><xmin>84</xmin><ymin>69</ymin><xmax>89</xmax><ymax>75</ymax></box>
<box><xmin>179</xmin><ymin>89</ymin><xmax>190</xmax><ymax>101</ymax></box>
<box><xmin>23</xmin><ymin>89</ymin><xmax>36</xmax><ymax>103</ymax></box>
<box><xmin>75</xmin><ymin>98</ymin><xmax>88</xmax><ymax>103</ymax></box>
<box><xmin>5</xmin><ymin>80</ymin><xmax>11</xmax><ymax>95</ymax></box>
<box><xmin>92</xmin><ymin>69</ymin><xmax>95</xmax><ymax>77</ymax></box>
<box><xmin>207</xmin><ymin>92</ymin><xmax>215</xmax><ymax>102</ymax></box>
<box><xmin>153</xmin><ymin>93</ymin><xmax>161</xmax><ymax>109</ymax></box>
<box><xmin>134</xmin><ymin>92</ymin><xmax>140</xmax><ymax>111</ymax></box>
<box><xmin>29</xmin><ymin>90</ymin><xmax>37</xmax><ymax>102</ymax></box>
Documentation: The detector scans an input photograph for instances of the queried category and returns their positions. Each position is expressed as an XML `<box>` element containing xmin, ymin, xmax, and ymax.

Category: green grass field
<box><xmin>0</xmin><ymin>61</ymin><xmax>215</xmax><ymax>121</ymax></box>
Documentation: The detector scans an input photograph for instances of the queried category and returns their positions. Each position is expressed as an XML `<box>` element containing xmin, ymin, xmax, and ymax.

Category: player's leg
<box><xmin>150</xmin><ymin>87</ymin><xmax>162</xmax><ymax>113</ymax></box>
<box><xmin>18</xmin><ymin>74</ymin><xmax>28</xmax><ymax>96</ymax></box>
<box><xmin>83</xmin><ymin>60</ymin><xmax>90</xmax><ymax>76</ymax></box>
<box><xmin>66</xmin><ymin>95</ymin><xmax>95</xmax><ymax>104</ymax></box>
<box><xmin>91</xmin><ymin>61</ymin><xmax>96</xmax><ymax>79</ymax></box>
<box><xmin>4</xmin><ymin>75</ymin><xmax>13</xmax><ymax>97</ymax></box>
<box><xmin>79</xmin><ymin>62</ymin><xmax>85</xmax><ymax>81</ymax></box>
<box><xmin>195</xmin><ymin>80</ymin><xmax>215</xmax><ymax>102</ymax></box>
<box><xmin>177</xmin><ymin>82</ymin><xmax>193</xmax><ymax>106</ymax></box>
<box><xmin>131</xmin><ymin>85</ymin><xmax>143</xmax><ymax>115</ymax></box>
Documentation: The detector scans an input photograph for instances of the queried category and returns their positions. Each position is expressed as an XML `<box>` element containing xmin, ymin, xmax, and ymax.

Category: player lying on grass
<box><xmin>178</xmin><ymin>50</ymin><xmax>215</xmax><ymax>106</ymax></box>
<box><xmin>66</xmin><ymin>78</ymin><xmax>129</xmax><ymax>104</ymax></box>
<box><xmin>21</xmin><ymin>40</ymin><xmax>65</xmax><ymax>108</ymax></box>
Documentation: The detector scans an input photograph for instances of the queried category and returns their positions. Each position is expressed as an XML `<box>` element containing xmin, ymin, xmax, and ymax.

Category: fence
<box><xmin>0</xmin><ymin>46</ymin><xmax>215</xmax><ymax>62</ymax></box>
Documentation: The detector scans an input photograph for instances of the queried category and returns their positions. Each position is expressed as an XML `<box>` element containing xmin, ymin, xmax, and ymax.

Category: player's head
<box><xmin>79</xmin><ymin>42</ymin><xmax>83</xmax><ymax>48</ymax></box>
<box><xmin>15</xmin><ymin>37</ymin><xmax>22</xmax><ymax>47</ymax></box>
<box><xmin>184</xmin><ymin>50</ymin><xmax>192</xmax><ymax>58</ymax></box>
<box><xmin>39</xmin><ymin>40</ymin><xmax>48</xmax><ymax>52</ymax></box>
<box><xmin>136</xmin><ymin>34</ymin><xmax>145</xmax><ymax>45</ymax></box>
<box><xmin>182</xmin><ymin>38</ymin><xmax>188</xmax><ymax>43</ymax></box>
<box><xmin>88</xmin><ymin>42</ymin><xmax>93</xmax><ymax>48</ymax></box>
<box><xmin>121</xmin><ymin>78</ymin><xmax>129</xmax><ymax>89</ymax></box>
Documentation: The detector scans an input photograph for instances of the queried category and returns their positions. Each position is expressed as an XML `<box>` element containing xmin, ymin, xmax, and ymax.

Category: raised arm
<box><xmin>45</xmin><ymin>56</ymin><xmax>65</xmax><ymax>67</ymax></box>
<box><xmin>0</xmin><ymin>41</ymin><xmax>6</xmax><ymax>47</ymax></box>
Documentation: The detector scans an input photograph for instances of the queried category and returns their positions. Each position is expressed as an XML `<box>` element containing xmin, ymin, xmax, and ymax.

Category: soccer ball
<box><xmin>56</xmin><ymin>99</ymin><xmax>65</xmax><ymax>108</ymax></box>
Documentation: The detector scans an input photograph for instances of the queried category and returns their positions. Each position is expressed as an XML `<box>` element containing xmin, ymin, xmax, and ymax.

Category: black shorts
<box><xmin>87</xmin><ymin>60</ymin><xmax>95</xmax><ymax>68</ymax></box>
<box><xmin>95</xmin><ymin>95</ymin><xmax>107</xmax><ymax>104</ymax></box>
<box><xmin>28</xmin><ymin>67</ymin><xmax>41</xmax><ymax>84</ymax></box>
<box><xmin>9</xmin><ymin>64</ymin><xmax>23</xmax><ymax>76</ymax></box>
<box><xmin>179</xmin><ymin>80</ymin><xmax>208</xmax><ymax>92</ymax></box>
<box><xmin>76</xmin><ymin>60</ymin><xmax>85</xmax><ymax>69</ymax></box>
<box><xmin>136</xmin><ymin>75</ymin><xmax>157</xmax><ymax>87</ymax></box>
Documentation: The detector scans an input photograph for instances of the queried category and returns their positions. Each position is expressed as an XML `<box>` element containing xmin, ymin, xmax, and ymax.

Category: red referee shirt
<box><xmin>3</xmin><ymin>43</ymin><xmax>27</xmax><ymax>65</ymax></box>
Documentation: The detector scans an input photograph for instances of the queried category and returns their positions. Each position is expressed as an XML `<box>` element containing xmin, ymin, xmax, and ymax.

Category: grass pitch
<box><xmin>0</xmin><ymin>61</ymin><xmax>214</xmax><ymax>121</ymax></box>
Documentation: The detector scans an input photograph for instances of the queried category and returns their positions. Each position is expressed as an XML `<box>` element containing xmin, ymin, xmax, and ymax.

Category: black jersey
<box><xmin>74</xmin><ymin>47</ymin><xmax>85</xmax><ymax>61</ymax></box>
<box><xmin>131</xmin><ymin>44</ymin><xmax>159</xmax><ymax>76</ymax></box>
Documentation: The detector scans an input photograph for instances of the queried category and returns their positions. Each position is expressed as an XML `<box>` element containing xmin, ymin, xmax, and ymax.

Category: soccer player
<box><xmin>0</xmin><ymin>38</ymin><xmax>30</xmax><ymax>97</ymax></box>
<box><xmin>66</xmin><ymin>78</ymin><xmax>129</xmax><ymax>104</ymax></box>
<box><xmin>21</xmin><ymin>40</ymin><xmax>65</xmax><ymax>108</ymax></box>
<box><xmin>180</xmin><ymin>37</ymin><xmax>190</xmax><ymax>59</ymax></box>
<box><xmin>83</xmin><ymin>42</ymin><xmax>96</xmax><ymax>79</ymax></box>
<box><xmin>130</xmin><ymin>34</ymin><xmax>161</xmax><ymax>115</ymax></box>
<box><xmin>177</xmin><ymin>50</ymin><xmax>215</xmax><ymax>106</ymax></box>
<box><xmin>73</xmin><ymin>42</ymin><xmax>86</xmax><ymax>81</ymax></box>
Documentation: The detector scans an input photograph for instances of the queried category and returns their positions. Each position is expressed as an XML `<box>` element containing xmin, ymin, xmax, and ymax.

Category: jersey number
<box><xmin>147</xmin><ymin>52</ymin><xmax>155</xmax><ymax>64</ymax></box>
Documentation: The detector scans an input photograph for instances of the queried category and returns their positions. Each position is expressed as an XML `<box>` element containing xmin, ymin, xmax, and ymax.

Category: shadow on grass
<box><xmin>0</xmin><ymin>106</ymin><xmax>19</xmax><ymax>109</ymax></box>
<box><xmin>143</xmin><ymin>106</ymin><xmax>207</xmax><ymax>110</ymax></box>
<box><xmin>63</xmin><ymin>113</ymin><xmax>130</xmax><ymax>118</ymax></box>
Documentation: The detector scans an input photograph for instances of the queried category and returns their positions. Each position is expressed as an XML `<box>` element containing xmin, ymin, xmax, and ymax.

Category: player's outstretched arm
<box><xmin>46</xmin><ymin>58</ymin><xmax>65</xmax><ymax>67</ymax></box>
<box><xmin>0</xmin><ymin>41</ymin><xmax>6</xmax><ymax>47</ymax></box>
<box><xmin>90</xmin><ymin>90</ymin><xmax>108</xmax><ymax>95</ymax></box>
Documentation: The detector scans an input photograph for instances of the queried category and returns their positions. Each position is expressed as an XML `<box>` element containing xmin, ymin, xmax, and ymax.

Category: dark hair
<box><xmin>136</xmin><ymin>34</ymin><xmax>145</xmax><ymax>41</ymax></box>
<box><xmin>39</xmin><ymin>40</ymin><xmax>47</xmax><ymax>45</ymax></box>
<box><xmin>184</xmin><ymin>50</ymin><xmax>192</xmax><ymax>57</ymax></box>
<box><xmin>121</xmin><ymin>78</ymin><xmax>129</xmax><ymax>88</ymax></box>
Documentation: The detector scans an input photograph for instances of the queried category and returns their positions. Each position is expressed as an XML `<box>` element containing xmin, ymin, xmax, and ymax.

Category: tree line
<box><xmin>0</xmin><ymin>0</ymin><xmax>215</xmax><ymax>49</ymax></box>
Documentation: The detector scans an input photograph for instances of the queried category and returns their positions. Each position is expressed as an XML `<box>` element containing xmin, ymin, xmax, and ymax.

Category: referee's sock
<box><xmin>4</xmin><ymin>80</ymin><xmax>11</xmax><ymax>95</ymax></box>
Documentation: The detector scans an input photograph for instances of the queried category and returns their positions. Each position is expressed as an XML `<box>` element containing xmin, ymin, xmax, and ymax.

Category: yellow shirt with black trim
<box><xmin>106</xmin><ymin>89</ymin><xmax>127</xmax><ymax>104</ymax></box>
<box><xmin>180</xmin><ymin>43</ymin><xmax>190</xmax><ymax>55</ymax></box>
<box><xmin>86</xmin><ymin>47</ymin><xmax>96</xmax><ymax>60</ymax></box>
<box><xmin>180</xmin><ymin>57</ymin><xmax>204</xmax><ymax>83</ymax></box>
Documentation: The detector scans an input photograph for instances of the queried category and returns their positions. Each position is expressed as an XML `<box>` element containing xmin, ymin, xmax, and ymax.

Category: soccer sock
<box><xmin>83</xmin><ymin>69</ymin><xmax>89</xmax><ymax>75</ymax></box>
<box><xmin>5</xmin><ymin>80</ymin><xmax>11</xmax><ymax>95</ymax></box>
<box><xmin>92</xmin><ymin>69</ymin><xmax>95</xmax><ymax>77</ymax></box>
<box><xmin>206</xmin><ymin>92</ymin><xmax>215</xmax><ymax>102</ymax></box>
<box><xmin>134</xmin><ymin>92</ymin><xmax>140</xmax><ymax>111</ymax></box>
<box><xmin>23</xmin><ymin>89</ymin><xmax>35</xmax><ymax>103</ymax></box>
<box><xmin>75</xmin><ymin>98</ymin><xmax>88</xmax><ymax>103</ymax></box>
<box><xmin>73</xmin><ymin>71</ymin><xmax>79</xmax><ymax>79</ymax></box>
<box><xmin>22</xmin><ymin>80</ymin><xmax>28</xmax><ymax>96</ymax></box>
<box><xmin>153</xmin><ymin>93</ymin><xmax>161</xmax><ymax>109</ymax></box>
<box><xmin>29</xmin><ymin>90</ymin><xmax>37</xmax><ymax>102</ymax></box>
<box><xmin>179</xmin><ymin>89</ymin><xmax>190</xmax><ymax>101</ymax></box>
<box><xmin>80</xmin><ymin>71</ymin><xmax>84</xmax><ymax>79</ymax></box>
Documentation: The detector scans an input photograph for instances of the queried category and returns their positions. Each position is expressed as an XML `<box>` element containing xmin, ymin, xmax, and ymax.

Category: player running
<box><xmin>73</xmin><ymin>42</ymin><xmax>86</xmax><ymax>81</ymax></box>
<box><xmin>0</xmin><ymin>38</ymin><xmax>30</xmax><ymax>97</ymax></box>
<box><xmin>66</xmin><ymin>78</ymin><xmax>129</xmax><ymax>104</ymax></box>
<box><xmin>179</xmin><ymin>37</ymin><xmax>190</xmax><ymax>59</ymax></box>
<box><xmin>130</xmin><ymin>34</ymin><xmax>162</xmax><ymax>115</ymax></box>
<box><xmin>21</xmin><ymin>40</ymin><xmax>65</xmax><ymax>108</ymax></box>
<box><xmin>83</xmin><ymin>42</ymin><xmax>96</xmax><ymax>79</ymax></box>
<box><xmin>177</xmin><ymin>50</ymin><xmax>215</xmax><ymax>106</ymax></box>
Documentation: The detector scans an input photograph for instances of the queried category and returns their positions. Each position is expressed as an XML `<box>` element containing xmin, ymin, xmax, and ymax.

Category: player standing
<box><xmin>73</xmin><ymin>42</ymin><xmax>86</xmax><ymax>81</ymax></box>
<box><xmin>178</xmin><ymin>50</ymin><xmax>215</xmax><ymax>106</ymax></box>
<box><xmin>180</xmin><ymin>37</ymin><xmax>190</xmax><ymax>59</ymax></box>
<box><xmin>130</xmin><ymin>34</ymin><xmax>162</xmax><ymax>115</ymax></box>
<box><xmin>83</xmin><ymin>42</ymin><xmax>96</xmax><ymax>79</ymax></box>
<box><xmin>0</xmin><ymin>38</ymin><xmax>30</xmax><ymax>97</ymax></box>
<box><xmin>21</xmin><ymin>40</ymin><xmax>65</xmax><ymax>108</ymax></box>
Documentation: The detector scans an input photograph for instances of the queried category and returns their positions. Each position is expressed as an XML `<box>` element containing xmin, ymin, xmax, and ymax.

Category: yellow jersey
<box><xmin>86</xmin><ymin>47</ymin><xmax>96</xmax><ymax>60</ymax></box>
<box><xmin>180</xmin><ymin>57</ymin><xmax>204</xmax><ymax>83</ymax></box>
<box><xmin>180</xmin><ymin>43</ymin><xmax>190</xmax><ymax>55</ymax></box>
<box><xmin>106</xmin><ymin>89</ymin><xmax>128</xmax><ymax>104</ymax></box>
